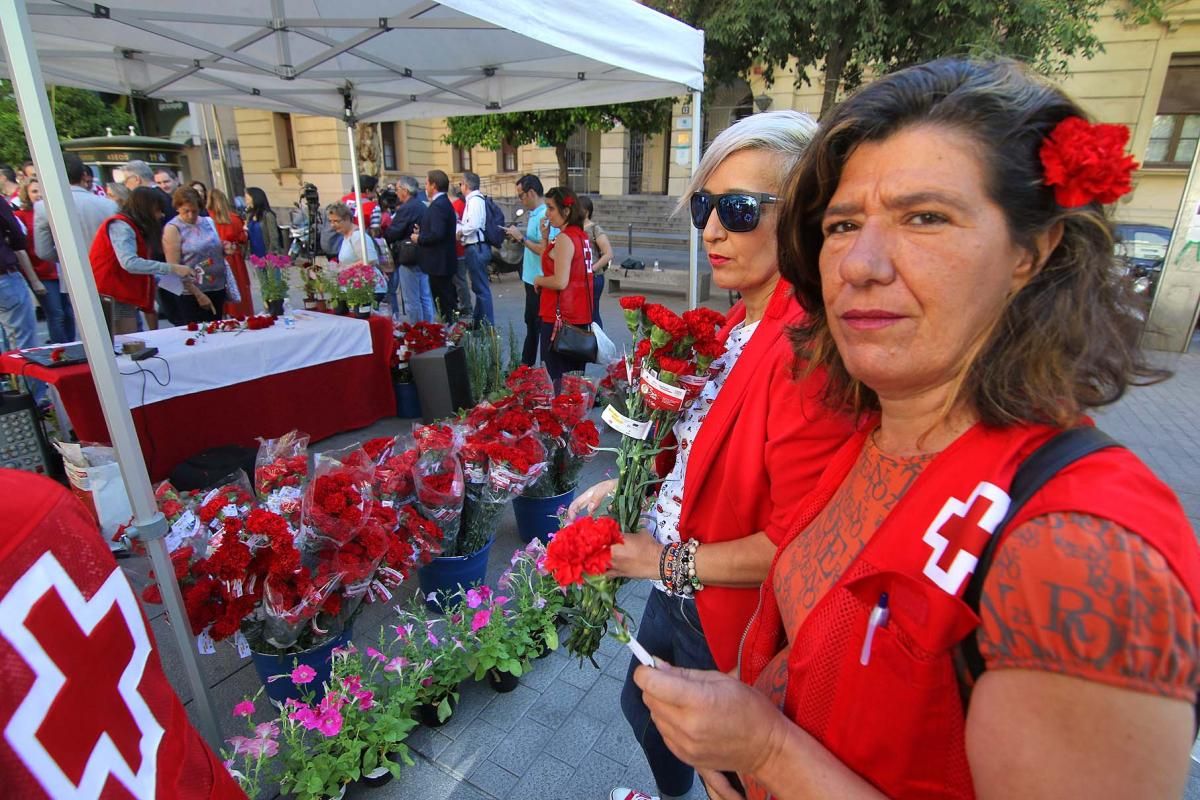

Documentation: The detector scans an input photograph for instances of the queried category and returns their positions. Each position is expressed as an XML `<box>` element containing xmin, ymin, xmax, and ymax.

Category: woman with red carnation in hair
<box><xmin>567</xmin><ymin>112</ymin><xmax>857</xmax><ymax>800</ymax></box>
<box><xmin>633</xmin><ymin>58</ymin><xmax>1200</xmax><ymax>800</ymax></box>
<box><xmin>532</xmin><ymin>185</ymin><xmax>594</xmax><ymax>389</ymax></box>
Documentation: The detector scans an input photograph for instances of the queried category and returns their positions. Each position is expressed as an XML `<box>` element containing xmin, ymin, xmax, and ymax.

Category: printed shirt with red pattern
<box><xmin>745</xmin><ymin>432</ymin><xmax>1200</xmax><ymax>799</ymax></box>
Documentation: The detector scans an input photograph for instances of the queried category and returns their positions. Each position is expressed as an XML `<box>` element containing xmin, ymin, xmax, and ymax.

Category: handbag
<box><xmin>393</xmin><ymin>238</ymin><xmax>420</xmax><ymax>267</ymax></box>
<box><xmin>550</xmin><ymin>233</ymin><xmax>598</xmax><ymax>363</ymax></box>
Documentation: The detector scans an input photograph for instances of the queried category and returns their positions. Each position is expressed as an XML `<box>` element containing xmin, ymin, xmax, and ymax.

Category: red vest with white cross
<box><xmin>739</xmin><ymin>421</ymin><xmax>1200</xmax><ymax>799</ymax></box>
<box><xmin>0</xmin><ymin>469</ymin><xmax>245</xmax><ymax>799</ymax></box>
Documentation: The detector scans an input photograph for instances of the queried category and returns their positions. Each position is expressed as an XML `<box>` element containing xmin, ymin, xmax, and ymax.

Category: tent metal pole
<box><xmin>688</xmin><ymin>89</ymin><xmax>702</xmax><ymax>309</ymax></box>
<box><xmin>194</xmin><ymin>102</ymin><xmax>219</xmax><ymax>194</ymax></box>
<box><xmin>0</xmin><ymin>0</ymin><xmax>222</xmax><ymax>751</ymax></box>
<box><xmin>346</xmin><ymin>122</ymin><xmax>369</xmax><ymax>264</ymax></box>
<box><xmin>209</xmin><ymin>105</ymin><xmax>232</xmax><ymax>197</ymax></box>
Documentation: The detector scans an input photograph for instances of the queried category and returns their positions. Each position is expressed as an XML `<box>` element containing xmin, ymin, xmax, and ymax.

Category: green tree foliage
<box><xmin>649</xmin><ymin>0</ymin><xmax>1165</xmax><ymax>117</ymax></box>
<box><xmin>444</xmin><ymin>100</ymin><xmax>675</xmax><ymax>186</ymax></box>
<box><xmin>0</xmin><ymin>80</ymin><xmax>135</xmax><ymax>167</ymax></box>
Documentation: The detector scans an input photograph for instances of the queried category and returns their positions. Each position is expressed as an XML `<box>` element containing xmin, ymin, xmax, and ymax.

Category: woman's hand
<box><xmin>539</xmin><ymin>216</ymin><xmax>550</xmax><ymax>238</ymax></box>
<box><xmin>699</xmin><ymin>770</ymin><xmax>746</xmax><ymax>800</ymax></box>
<box><xmin>634</xmin><ymin>662</ymin><xmax>785</xmax><ymax>777</ymax></box>
<box><xmin>608</xmin><ymin>529</ymin><xmax>663</xmax><ymax>580</ymax></box>
<box><xmin>223</xmin><ymin>240</ymin><xmax>236</xmax><ymax>255</ymax></box>
<box><xmin>169</xmin><ymin>263</ymin><xmax>195</xmax><ymax>279</ymax></box>
<box><xmin>567</xmin><ymin>478</ymin><xmax>617</xmax><ymax>520</ymax></box>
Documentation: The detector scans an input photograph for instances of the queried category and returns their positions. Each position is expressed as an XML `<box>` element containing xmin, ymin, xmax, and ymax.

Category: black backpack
<box><xmin>482</xmin><ymin>195</ymin><xmax>506</xmax><ymax>247</ymax></box>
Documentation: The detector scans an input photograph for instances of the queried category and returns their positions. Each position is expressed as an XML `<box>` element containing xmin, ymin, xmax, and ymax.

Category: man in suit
<box><xmin>384</xmin><ymin>176</ymin><xmax>434</xmax><ymax>322</ymax></box>
<box><xmin>412</xmin><ymin>169</ymin><xmax>458</xmax><ymax>321</ymax></box>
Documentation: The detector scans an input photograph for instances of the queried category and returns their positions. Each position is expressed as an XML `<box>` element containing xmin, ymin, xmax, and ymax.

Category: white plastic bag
<box><xmin>64</xmin><ymin>459</ymin><xmax>132</xmax><ymax>541</ymax></box>
<box><xmin>592</xmin><ymin>322</ymin><xmax>617</xmax><ymax>364</ymax></box>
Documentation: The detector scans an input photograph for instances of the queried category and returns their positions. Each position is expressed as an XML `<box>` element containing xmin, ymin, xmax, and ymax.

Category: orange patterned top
<box><xmin>744</xmin><ymin>433</ymin><xmax>1200</xmax><ymax>799</ymax></box>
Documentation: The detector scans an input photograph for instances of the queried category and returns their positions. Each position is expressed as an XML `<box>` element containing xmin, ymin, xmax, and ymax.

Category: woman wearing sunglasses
<box><xmin>568</xmin><ymin>111</ymin><xmax>856</xmax><ymax>800</ymax></box>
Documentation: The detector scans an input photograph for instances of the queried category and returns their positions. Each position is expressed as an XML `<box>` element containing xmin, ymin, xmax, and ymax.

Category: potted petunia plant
<box><xmin>500</xmin><ymin>537</ymin><xmax>566</xmax><ymax>659</ymax></box>
<box><xmin>328</xmin><ymin>644</ymin><xmax>418</xmax><ymax>788</ymax></box>
<box><xmin>388</xmin><ymin>600</ymin><xmax>472</xmax><ymax>725</ymax></box>
<box><xmin>458</xmin><ymin>584</ymin><xmax>536</xmax><ymax>692</ymax></box>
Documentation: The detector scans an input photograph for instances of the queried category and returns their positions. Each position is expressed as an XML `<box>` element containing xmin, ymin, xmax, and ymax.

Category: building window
<box><xmin>382</xmin><ymin>122</ymin><xmax>398</xmax><ymax>171</ymax></box>
<box><xmin>273</xmin><ymin>112</ymin><xmax>296</xmax><ymax>168</ymax></box>
<box><xmin>497</xmin><ymin>139</ymin><xmax>517</xmax><ymax>172</ymax></box>
<box><xmin>1145</xmin><ymin>114</ymin><xmax>1200</xmax><ymax>167</ymax></box>
<box><xmin>454</xmin><ymin>145</ymin><xmax>472</xmax><ymax>172</ymax></box>
<box><xmin>1145</xmin><ymin>55</ymin><xmax>1200</xmax><ymax>168</ymax></box>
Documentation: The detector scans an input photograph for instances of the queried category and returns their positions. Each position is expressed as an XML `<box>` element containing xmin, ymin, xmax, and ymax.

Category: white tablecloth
<box><xmin>112</xmin><ymin>312</ymin><xmax>374</xmax><ymax>408</ymax></box>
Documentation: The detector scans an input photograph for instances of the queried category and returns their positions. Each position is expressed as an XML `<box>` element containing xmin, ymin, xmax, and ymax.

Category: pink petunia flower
<box><xmin>316</xmin><ymin>707</ymin><xmax>343</xmax><ymax>737</ymax></box>
<box><xmin>366</xmin><ymin>647</ymin><xmax>387</xmax><ymax>662</ymax></box>
<box><xmin>232</xmin><ymin>700</ymin><xmax>255</xmax><ymax>718</ymax></box>
<box><xmin>471</xmin><ymin>609</ymin><xmax>492</xmax><ymax>632</ymax></box>
<box><xmin>290</xmin><ymin>664</ymin><xmax>317</xmax><ymax>685</ymax></box>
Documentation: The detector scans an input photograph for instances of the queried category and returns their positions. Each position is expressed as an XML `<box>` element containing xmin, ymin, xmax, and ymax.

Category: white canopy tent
<box><xmin>0</xmin><ymin>0</ymin><xmax>703</xmax><ymax>748</ymax></box>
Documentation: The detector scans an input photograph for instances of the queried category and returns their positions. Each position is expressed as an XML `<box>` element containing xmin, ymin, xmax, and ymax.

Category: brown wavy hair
<box><xmin>781</xmin><ymin>57</ymin><xmax>1166</xmax><ymax>428</ymax></box>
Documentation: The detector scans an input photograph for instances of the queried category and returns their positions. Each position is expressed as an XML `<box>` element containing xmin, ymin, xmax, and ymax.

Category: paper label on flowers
<box><xmin>463</xmin><ymin>462</ymin><xmax>487</xmax><ymax>484</ymax></box>
<box><xmin>221</xmin><ymin>503</ymin><xmax>239</xmax><ymax>518</ymax></box>
<box><xmin>678</xmin><ymin>374</ymin><xmax>709</xmax><ymax>401</ymax></box>
<box><xmin>639</xmin><ymin>369</ymin><xmax>687</xmax><ymax>411</ymax></box>
<box><xmin>166</xmin><ymin>510</ymin><xmax>197</xmax><ymax>551</ymax></box>
<box><xmin>489</xmin><ymin>463</ymin><xmax>531</xmax><ymax>493</ymax></box>
<box><xmin>197</xmin><ymin>630</ymin><xmax>216</xmax><ymax>655</ymax></box>
<box><xmin>234</xmin><ymin>631</ymin><xmax>251</xmax><ymax>659</ymax></box>
<box><xmin>602</xmin><ymin>404</ymin><xmax>652</xmax><ymax>440</ymax></box>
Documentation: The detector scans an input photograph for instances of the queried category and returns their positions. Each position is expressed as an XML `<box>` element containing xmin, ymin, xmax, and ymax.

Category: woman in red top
<box><xmin>567</xmin><ymin>114</ymin><xmax>856</xmax><ymax>800</ymax></box>
<box><xmin>14</xmin><ymin>180</ymin><xmax>74</xmax><ymax>343</ymax></box>
<box><xmin>634</xmin><ymin>58</ymin><xmax>1200</xmax><ymax>800</ymax></box>
<box><xmin>208</xmin><ymin>188</ymin><xmax>253</xmax><ymax>317</ymax></box>
<box><xmin>532</xmin><ymin>186</ymin><xmax>594</xmax><ymax>389</ymax></box>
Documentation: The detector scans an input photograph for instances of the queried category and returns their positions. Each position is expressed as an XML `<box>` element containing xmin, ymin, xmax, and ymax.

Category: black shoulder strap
<box><xmin>960</xmin><ymin>426</ymin><xmax>1121</xmax><ymax>681</ymax></box>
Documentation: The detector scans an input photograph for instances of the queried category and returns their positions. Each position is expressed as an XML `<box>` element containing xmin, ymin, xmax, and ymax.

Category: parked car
<box><xmin>1114</xmin><ymin>222</ymin><xmax>1172</xmax><ymax>298</ymax></box>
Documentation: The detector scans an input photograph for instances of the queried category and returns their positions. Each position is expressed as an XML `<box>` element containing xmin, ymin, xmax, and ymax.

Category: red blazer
<box><xmin>656</xmin><ymin>281</ymin><xmax>857</xmax><ymax>671</ymax></box>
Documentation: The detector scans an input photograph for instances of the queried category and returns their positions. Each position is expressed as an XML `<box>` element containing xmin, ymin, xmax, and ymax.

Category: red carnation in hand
<box><xmin>1039</xmin><ymin>117</ymin><xmax>1138</xmax><ymax>207</ymax></box>
<box><xmin>543</xmin><ymin>516</ymin><xmax>624</xmax><ymax>587</ymax></box>
<box><xmin>618</xmin><ymin>296</ymin><xmax>646</xmax><ymax>312</ymax></box>
<box><xmin>644</xmin><ymin>304</ymin><xmax>688</xmax><ymax>343</ymax></box>
<box><xmin>654</xmin><ymin>354</ymin><xmax>693</xmax><ymax>379</ymax></box>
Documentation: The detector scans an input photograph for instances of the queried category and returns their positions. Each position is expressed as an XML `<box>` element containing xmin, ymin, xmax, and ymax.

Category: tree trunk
<box><xmin>820</xmin><ymin>41</ymin><xmax>849</xmax><ymax>120</ymax></box>
<box><xmin>555</xmin><ymin>142</ymin><xmax>569</xmax><ymax>188</ymax></box>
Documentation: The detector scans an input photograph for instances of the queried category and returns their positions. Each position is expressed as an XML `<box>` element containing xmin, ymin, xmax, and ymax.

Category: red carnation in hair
<box><xmin>1039</xmin><ymin>117</ymin><xmax>1138</xmax><ymax>207</ymax></box>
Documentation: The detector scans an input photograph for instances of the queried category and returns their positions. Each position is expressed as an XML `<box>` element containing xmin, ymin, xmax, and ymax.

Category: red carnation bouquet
<box><xmin>543</xmin><ymin>515</ymin><xmax>653</xmax><ymax>667</ymax></box>
<box><xmin>254</xmin><ymin>430</ymin><xmax>310</xmax><ymax>529</ymax></box>
<box><xmin>375</xmin><ymin>446</ymin><xmax>419</xmax><ymax>508</ymax></box>
<box><xmin>397</xmin><ymin>321</ymin><xmax>448</xmax><ymax>355</ymax></box>
<box><xmin>453</xmin><ymin>428</ymin><xmax>548</xmax><ymax>557</ymax></box>
<box><xmin>505</xmin><ymin>365</ymin><xmax>554</xmax><ymax>409</ymax></box>
<box><xmin>413</xmin><ymin>454</ymin><xmax>464</xmax><ymax>550</ymax></box>
<box><xmin>399</xmin><ymin>503</ymin><xmax>444</xmax><ymax>566</ymax></box>
<box><xmin>522</xmin><ymin>383</ymin><xmax>601</xmax><ymax>498</ymax></box>
<box><xmin>300</xmin><ymin>448</ymin><xmax>374</xmax><ymax>548</ymax></box>
<box><xmin>557</xmin><ymin>297</ymin><xmax>727</xmax><ymax>659</ymax></box>
<box><xmin>197</xmin><ymin>472</ymin><xmax>256</xmax><ymax>542</ymax></box>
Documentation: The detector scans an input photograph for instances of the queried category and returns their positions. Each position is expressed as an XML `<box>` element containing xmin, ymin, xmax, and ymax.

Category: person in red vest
<box><xmin>0</xmin><ymin>468</ymin><xmax>245</xmax><ymax>798</ymax></box>
<box><xmin>91</xmin><ymin>187</ymin><xmax>196</xmax><ymax>334</ymax></box>
<box><xmin>633</xmin><ymin>57</ymin><xmax>1200</xmax><ymax>800</ymax></box>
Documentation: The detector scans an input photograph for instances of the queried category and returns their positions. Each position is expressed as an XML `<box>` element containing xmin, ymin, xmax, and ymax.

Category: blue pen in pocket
<box><xmin>859</xmin><ymin>592</ymin><xmax>890</xmax><ymax>666</ymax></box>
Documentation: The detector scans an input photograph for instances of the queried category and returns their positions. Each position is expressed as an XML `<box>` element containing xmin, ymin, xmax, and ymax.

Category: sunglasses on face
<box><xmin>689</xmin><ymin>191</ymin><xmax>778</xmax><ymax>232</ymax></box>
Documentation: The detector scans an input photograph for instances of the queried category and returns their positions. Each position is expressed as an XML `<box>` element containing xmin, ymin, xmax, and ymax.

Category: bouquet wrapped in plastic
<box><xmin>452</xmin><ymin>432</ymin><xmax>547</xmax><ymax>557</ymax></box>
<box><xmin>413</xmin><ymin>455</ymin><xmax>464</xmax><ymax>550</ymax></box>
<box><xmin>522</xmin><ymin>389</ymin><xmax>601</xmax><ymax>498</ymax></box>
<box><xmin>505</xmin><ymin>365</ymin><xmax>554</xmax><ymax>409</ymax></box>
<box><xmin>301</xmin><ymin>447</ymin><xmax>375</xmax><ymax>548</ymax></box>
<box><xmin>196</xmin><ymin>471</ymin><xmax>256</xmax><ymax>544</ymax></box>
<box><xmin>155</xmin><ymin>479</ymin><xmax>203</xmax><ymax>554</ymax></box>
<box><xmin>254</xmin><ymin>430</ymin><xmax>310</xmax><ymax>529</ymax></box>
<box><xmin>399</xmin><ymin>503</ymin><xmax>444</xmax><ymax>566</ymax></box>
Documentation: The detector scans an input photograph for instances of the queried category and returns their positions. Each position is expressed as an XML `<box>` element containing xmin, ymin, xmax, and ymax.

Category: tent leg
<box><xmin>346</xmin><ymin>122</ymin><xmax>369</xmax><ymax>264</ymax></box>
<box><xmin>0</xmin><ymin>0</ymin><xmax>222</xmax><ymax>751</ymax></box>
<box><xmin>688</xmin><ymin>89</ymin><xmax>702</xmax><ymax>310</ymax></box>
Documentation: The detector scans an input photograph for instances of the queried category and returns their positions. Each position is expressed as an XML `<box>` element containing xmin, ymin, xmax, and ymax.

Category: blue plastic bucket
<box><xmin>417</xmin><ymin>536</ymin><xmax>495</xmax><ymax>610</ymax></box>
<box><xmin>512</xmin><ymin>489</ymin><xmax>575</xmax><ymax>544</ymax></box>
<box><xmin>394</xmin><ymin>381</ymin><xmax>421</xmax><ymax>418</ymax></box>
<box><xmin>251</xmin><ymin>626</ymin><xmax>353</xmax><ymax>705</ymax></box>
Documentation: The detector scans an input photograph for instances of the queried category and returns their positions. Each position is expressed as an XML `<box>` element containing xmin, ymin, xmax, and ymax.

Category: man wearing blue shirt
<box><xmin>504</xmin><ymin>175</ymin><xmax>558</xmax><ymax>366</ymax></box>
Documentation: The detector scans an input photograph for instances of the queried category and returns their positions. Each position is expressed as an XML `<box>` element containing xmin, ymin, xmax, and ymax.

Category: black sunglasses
<box><xmin>689</xmin><ymin>191</ymin><xmax>778</xmax><ymax>232</ymax></box>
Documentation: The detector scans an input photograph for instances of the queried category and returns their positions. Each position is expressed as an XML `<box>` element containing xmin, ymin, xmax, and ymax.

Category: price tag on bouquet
<box><xmin>196</xmin><ymin>630</ymin><xmax>216</xmax><ymax>655</ymax></box>
<box><xmin>678</xmin><ymin>374</ymin><xmax>709</xmax><ymax>403</ymax></box>
<box><xmin>234</xmin><ymin>631</ymin><xmax>251</xmax><ymax>659</ymax></box>
<box><xmin>602</xmin><ymin>404</ymin><xmax>652</xmax><ymax>441</ymax></box>
<box><xmin>639</xmin><ymin>369</ymin><xmax>687</xmax><ymax>412</ymax></box>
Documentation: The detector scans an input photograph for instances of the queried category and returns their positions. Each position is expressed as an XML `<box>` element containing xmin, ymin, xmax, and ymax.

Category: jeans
<box><xmin>539</xmin><ymin>321</ymin><xmax>589</xmax><ymax>392</ymax></box>
<box><xmin>37</xmin><ymin>279</ymin><xmax>76</xmax><ymax>343</ymax></box>
<box><xmin>620</xmin><ymin>589</ymin><xmax>717</xmax><ymax>798</ymax></box>
<box><xmin>384</xmin><ymin>268</ymin><xmax>401</xmax><ymax>319</ymax></box>
<box><xmin>0</xmin><ymin>272</ymin><xmax>45</xmax><ymax>403</ymax></box>
<box><xmin>397</xmin><ymin>265</ymin><xmax>435</xmax><ymax>322</ymax></box>
<box><xmin>454</xmin><ymin>256</ymin><xmax>472</xmax><ymax>316</ymax></box>
<box><xmin>522</xmin><ymin>282</ymin><xmax>541</xmax><ymax>366</ymax></box>
<box><xmin>592</xmin><ymin>272</ymin><xmax>605</xmax><ymax>330</ymax></box>
<box><xmin>463</xmin><ymin>242</ymin><xmax>494</xmax><ymax>324</ymax></box>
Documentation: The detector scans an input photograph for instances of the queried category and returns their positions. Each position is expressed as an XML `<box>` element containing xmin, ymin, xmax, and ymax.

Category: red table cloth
<box><xmin>1</xmin><ymin>316</ymin><xmax>395</xmax><ymax>481</ymax></box>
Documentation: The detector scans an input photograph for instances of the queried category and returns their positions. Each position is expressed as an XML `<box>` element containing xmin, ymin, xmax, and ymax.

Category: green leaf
<box><xmin>436</xmin><ymin>696</ymin><xmax>453</xmax><ymax>723</ymax></box>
